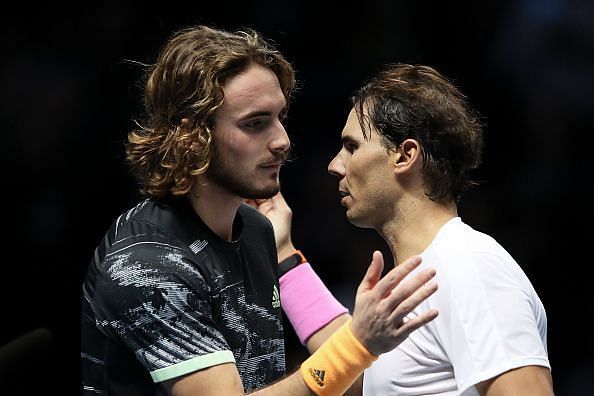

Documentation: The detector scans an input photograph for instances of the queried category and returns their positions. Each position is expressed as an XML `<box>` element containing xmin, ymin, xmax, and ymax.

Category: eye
<box><xmin>345</xmin><ymin>141</ymin><xmax>358</xmax><ymax>153</ymax></box>
<box><xmin>243</xmin><ymin>118</ymin><xmax>268</xmax><ymax>130</ymax></box>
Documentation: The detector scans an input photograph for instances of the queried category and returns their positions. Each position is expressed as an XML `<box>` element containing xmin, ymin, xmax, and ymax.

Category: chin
<box><xmin>346</xmin><ymin>210</ymin><xmax>374</xmax><ymax>229</ymax></box>
<box><xmin>345</xmin><ymin>210</ymin><xmax>361</xmax><ymax>225</ymax></box>
<box><xmin>242</xmin><ymin>183</ymin><xmax>280</xmax><ymax>200</ymax></box>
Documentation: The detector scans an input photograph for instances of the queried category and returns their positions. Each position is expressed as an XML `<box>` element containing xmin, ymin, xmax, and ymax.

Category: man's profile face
<box><xmin>328</xmin><ymin>108</ymin><xmax>397</xmax><ymax>228</ymax></box>
<box><xmin>207</xmin><ymin>63</ymin><xmax>290</xmax><ymax>199</ymax></box>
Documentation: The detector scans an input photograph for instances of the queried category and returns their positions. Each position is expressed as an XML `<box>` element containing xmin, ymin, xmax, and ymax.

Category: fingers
<box><xmin>244</xmin><ymin>197</ymin><xmax>274</xmax><ymax>213</ymax></box>
<box><xmin>351</xmin><ymin>253</ymin><xmax>440</xmax><ymax>356</ymax></box>
<box><xmin>392</xmin><ymin>307</ymin><xmax>439</xmax><ymax>338</ymax></box>
<box><xmin>245</xmin><ymin>191</ymin><xmax>285</xmax><ymax>206</ymax></box>
<box><xmin>271</xmin><ymin>191</ymin><xmax>285</xmax><ymax>202</ymax></box>
<box><xmin>369</xmin><ymin>255</ymin><xmax>438</xmax><ymax>329</ymax></box>
<box><xmin>270</xmin><ymin>192</ymin><xmax>291</xmax><ymax>212</ymax></box>
<box><xmin>357</xmin><ymin>251</ymin><xmax>384</xmax><ymax>293</ymax></box>
<box><xmin>385</xmin><ymin>266</ymin><xmax>436</xmax><ymax>310</ymax></box>
<box><xmin>372</xmin><ymin>255</ymin><xmax>423</xmax><ymax>298</ymax></box>
<box><xmin>385</xmin><ymin>274</ymin><xmax>438</xmax><ymax>324</ymax></box>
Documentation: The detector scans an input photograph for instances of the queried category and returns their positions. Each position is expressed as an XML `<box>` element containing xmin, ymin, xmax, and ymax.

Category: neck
<box><xmin>188</xmin><ymin>178</ymin><xmax>244</xmax><ymax>241</ymax></box>
<box><xmin>379</xmin><ymin>193</ymin><xmax>458</xmax><ymax>265</ymax></box>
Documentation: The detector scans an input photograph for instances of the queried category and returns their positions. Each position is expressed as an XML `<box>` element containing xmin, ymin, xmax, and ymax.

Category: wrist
<box><xmin>279</xmin><ymin>262</ymin><xmax>349</xmax><ymax>344</ymax></box>
<box><xmin>277</xmin><ymin>242</ymin><xmax>297</xmax><ymax>262</ymax></box>
<box><xmin>278</xmin><ymin>249</ymin><xmax>307</xmax><ymax>277</ymax></box>
<box><xmin>300</xmin><ymin>319</ymin><xmax>377</xmax><ymax>395</ymax></box>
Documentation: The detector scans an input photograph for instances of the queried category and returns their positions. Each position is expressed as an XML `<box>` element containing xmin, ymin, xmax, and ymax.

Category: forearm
<box><xmin>279</xmin><ymin>257</ymin><xmax>361</xmax><ymax>395</ymax></box>
<box><xmin>305</xmin><ymin>313</ymin><xmax>351</xmax><ymax>353</ymax></box>
<box><xmin>279</xmin><ymin>256</ymin><xmax>349</xmax><ymax>347</ymax></box>
<box><xmin>253</xmin><ymin>320</ymin><xmax>374</xmax><ymax>396</ymax></box>
<box><xmin>247</xmin><ymin>370</ymin><xmax>314</xmax><ymax>396</ymax></box>
<box><xmin>277</xmin><ymin>241</ymin><xmax>296</xmax><ymax>262</ymax></box>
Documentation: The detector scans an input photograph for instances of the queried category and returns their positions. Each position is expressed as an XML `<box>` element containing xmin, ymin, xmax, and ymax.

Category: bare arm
<box><xmin>164</xmin><ymin>363</ymin><xmax>315</xmax><ymax>396</ymax></box>
<box><xmin>475</xmin><ymin>365</ymin><xmax>554</xmax><ymax>396</ymax></box>
<box><xmin>306</xmin><ymin>313</ymin><xmax>351</xmax><ymax>353</ymax></box>
<box><xmin>164</xmin><ymin>248</ymin><xmax>437</xmax><ymax>396</ymax></box>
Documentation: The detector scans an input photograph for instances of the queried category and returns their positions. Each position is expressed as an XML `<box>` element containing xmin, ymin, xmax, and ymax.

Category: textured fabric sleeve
<box><xmin>93</xmin><ymin>229</ymin><xmax>234</xmax><ymax>383</ymax></box>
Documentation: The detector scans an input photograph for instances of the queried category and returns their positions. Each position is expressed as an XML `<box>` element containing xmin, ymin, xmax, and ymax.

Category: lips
<box><xmin>260</xmin><ymin>154</ymin><xmax>287</xmax><ymax>168</ymax></box>
<box><xmin>339</xmin><ymin>190</ymin><xmax>350</xmax><ymax>206</ymax></box>
<box><xmin>260</xmin><ymin>161</ymin><xmax>283</xmax><ymax>168</ymax></box>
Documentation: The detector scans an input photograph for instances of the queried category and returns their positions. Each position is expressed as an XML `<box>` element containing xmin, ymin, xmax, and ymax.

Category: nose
<box><xmin>328</xmin><ymin>153</ymin><xmax>345</xmax><ymax>178</ymax></box>
<box><xmin>270</xmin><ymin>120</ymin><xmax>290</xmax><ymax>154</ymax></box>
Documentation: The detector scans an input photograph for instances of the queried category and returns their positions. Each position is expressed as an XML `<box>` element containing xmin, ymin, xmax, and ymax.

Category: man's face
<box><xmin>328</xmin><ymin>108</ymin><xmax>397</xmax><ymax>228</ymax></box>
<box><xmin>207</xmin><ymin>63</ymin><xmax>290</xmax><ymax>199</ymax></box>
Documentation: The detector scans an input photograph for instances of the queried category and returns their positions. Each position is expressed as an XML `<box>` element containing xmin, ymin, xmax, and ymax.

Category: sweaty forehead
<box><xmin>341</xmin><ymin>107</ymin><xmax>386</xmax><ymax>145</ymax></box>
<box><xmin>341</xmin><ymin>108</ymin><xmax>366</xmax><ymax>139</ymax></box>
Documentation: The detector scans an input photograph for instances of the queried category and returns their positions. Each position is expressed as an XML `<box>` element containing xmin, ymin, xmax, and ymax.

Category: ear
<box><xmin>393</xmin><ymin>139</ymin><xmax>422</xmax><ymax>175</ymax></box>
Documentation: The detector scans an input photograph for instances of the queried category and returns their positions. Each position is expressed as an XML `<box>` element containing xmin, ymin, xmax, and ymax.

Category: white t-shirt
<box><xmin>363</xmin><ymin>217</ymin><xmax>550</xmax><ymax>395</ymax></box>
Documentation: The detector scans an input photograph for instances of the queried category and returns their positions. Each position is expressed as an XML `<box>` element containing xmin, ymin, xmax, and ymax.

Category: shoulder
<box><xmin>101</xmin><ymin>201</ymin><xmax>196</xmax><ymax>271</ymax></box>
<box><xmin>422</xmin><ymin>218</ymin><xmax>533</xmax><ymax>294</ymax></box>
<box><xmin>426</xmin><ymin>218</ymin><xmax>514</xmax><ymax>265</ymax></box>
<box><xmin>110</xmin><ymin>198</ymin><xmax>167</xmax><ymax>236</ymax></box>
<box><xmin>113</xmin><ymin>198</ymin><xmax>195</xmax><ymax>248</ymax></box>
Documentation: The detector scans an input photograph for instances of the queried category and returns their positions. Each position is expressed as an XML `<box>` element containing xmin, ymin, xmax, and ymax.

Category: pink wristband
<box><xmin>279</xmin><ymin>262</ymin><xmax>349</xmax><ymax>345</ymax></box>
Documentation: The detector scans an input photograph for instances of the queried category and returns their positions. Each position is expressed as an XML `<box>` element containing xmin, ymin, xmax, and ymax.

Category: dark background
<box><xmin>1</xmin><ymin>1</ymin><xmax>593</xmax><ymax>394</ymax></box>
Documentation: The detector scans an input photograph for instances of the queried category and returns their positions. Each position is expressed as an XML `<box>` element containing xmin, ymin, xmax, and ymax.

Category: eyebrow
<box><xmin>237</xmin><ymin>101</ymin><xmax>288</xmax><ymax>120</ymax></box>
<box><xmin>239</xmin><ymin>110</ymin><xmax>273</xmax><ymax>120</ymax></box>
<box><xmin>341</xmin><ymin>135</ymin><xmax>358</xmax><ymax>145</ymax></box>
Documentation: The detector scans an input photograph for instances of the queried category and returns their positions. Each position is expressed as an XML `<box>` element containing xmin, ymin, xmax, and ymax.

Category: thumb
<box><xmin>358</xmin><ymin>250</ymin><xmax>384</xmax><ymax>293</ymax></box>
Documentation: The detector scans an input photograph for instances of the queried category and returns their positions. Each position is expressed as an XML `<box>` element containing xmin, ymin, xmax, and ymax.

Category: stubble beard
<box><xmin>207</xmin><ymin>149</ymin><xmax>281</xmax><ymax>200</ymax></box>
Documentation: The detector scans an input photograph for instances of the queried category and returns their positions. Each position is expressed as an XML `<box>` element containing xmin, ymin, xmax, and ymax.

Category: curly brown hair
<box><xmin>352</xmin><ymin>63</ymin><xmax>484</xmax><ymax>203</ymax></box>
<box><xmin>125</xmin><ymin>25</ymin><xmax>295</xmax><ymax>198</ymax></box>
